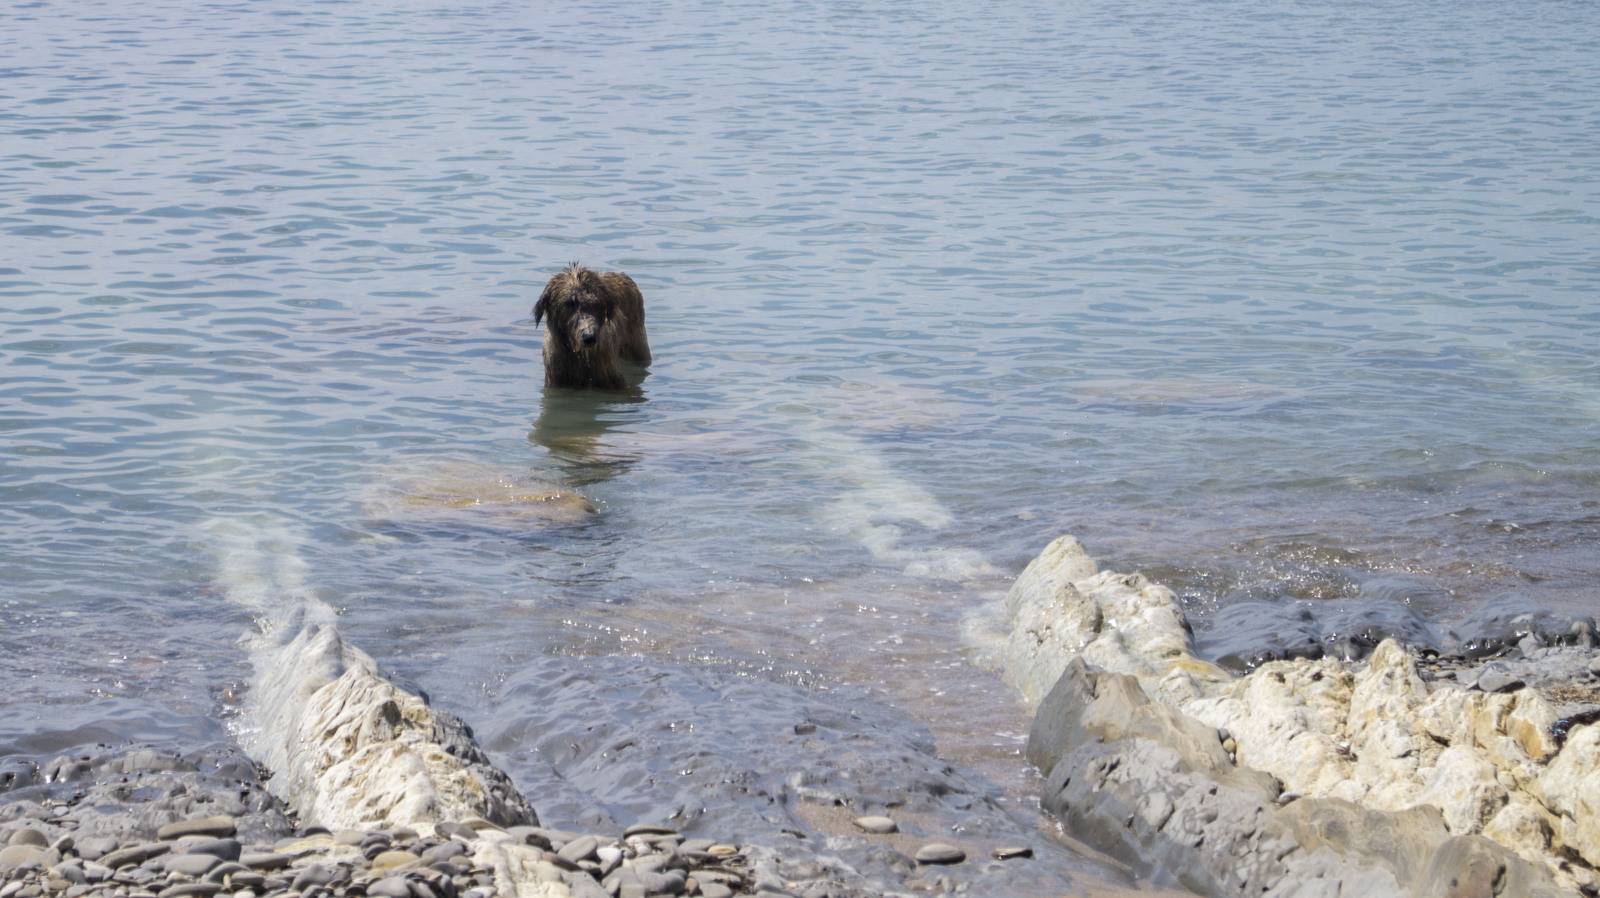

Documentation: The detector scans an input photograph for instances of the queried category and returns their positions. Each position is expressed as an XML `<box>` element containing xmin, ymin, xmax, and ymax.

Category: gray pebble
<box><xmin>101</xmin><ymin>838</ymin><xmax>170</xmax><ymax>870</ymax></box>
<box><xmin>238</xmin><ymin>854</ymin><xmax>289</xmax><ymax>872</ymax></box>
<box><xmin>288</xmin><ymin>864</ymin><xmax>338</xmax><ymax>891</ymax></box>
<box><xmin>185</xmin><ymin>841</ymin><xmax>242</xmax><ymax>863</ymax></box>
<box><xmin>852</xmin><ymin>816</ymin><xmax>897</xmax><ymax>835</ymax></box>
<box><xmin>75</xmin><ymin>836</ymin><xmax>119</xmax><ymax>861</ymax></box>
<box><xmin>913</xmin><ymin>843</ymin><xmax>965</xmax><ymax>865</ymax></box>
<box><xmin>49</xmin><ymin>862</ymin><xmax>87</xmax><ymax>885</ymax></box>
<box><xmin>555</xmin><ymin>836</ymin><xmax>598</xmax><ymax>865</ymax></box>
<box><xmin>166</xmin><ymin>853</ymin><xmax>223</xmax><ymax>877</ymax></box>
<box><xmin>631</xmin><ymin>853</ymin><xmax>669</xmax><ymax>875</ymax></box>
<box><xmin>6</xmin><ymin>830</ymin><xmax>48</xmax><ymax>849</ymax></box>
<box><xmin>367</xmin><ymin>877</ymin><xmax>412</xmax><ymax>898</ymax></box>
<box><xmin>369</xmin><ymin>850</ymin><xmax>421</xmax><ymax>874</ymax></box>
<box><xmin>222</xmin><ymin>872</ymin><xmax>264</xmax><ymax>889</ymax></box>
<box><xmin>203</xmin><ymin>863</ymin><xmax>252</xmax><ymax>884</ymax></box>
<box><xmin>157</xmin><ymin>818</ymin><xmax>236</xmax><ymax>842</ymax></box>
<box><xmin>991</xmin><ymin>846</ymin><xmax>1032</xmax><ymax>860</ymax></box>
<box><xmin>697</xmin><ymin>885</ymin><xmax>733</xmax><ymax>898</ymax></box>
<box><xmin>639</xmin><ymin>869</ymin><xmax>686</xmax><ymax>895</ymax></box>
<box><xmin>157</xmin><ymin>884</ymin><xmax>224</xmax><ymax>898</ymax></box>
<box><xmin>1478</xmin><ymin>669</ymin><xmax>1527</xmax><ymax>694</ymax></box>
<box><xmin>419</xmin><ymin>843</ymin><xmax>467</xmax><ymax>865</ymax></box>
<box><xmin>621</xmin><ymin>825</ymin><xmax>676</xmax><ymax>839</ymax></box>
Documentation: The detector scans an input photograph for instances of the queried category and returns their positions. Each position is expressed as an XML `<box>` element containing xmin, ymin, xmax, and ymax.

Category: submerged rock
<box><xmin>361</xmin><ymin>458</ymin><xmax>597</xmax><ymax>533</ymax></box>
<box><xmin>1006</xmin><ymin>534</ymin><xmax>1599</xmax><ymax>896</ymax></box>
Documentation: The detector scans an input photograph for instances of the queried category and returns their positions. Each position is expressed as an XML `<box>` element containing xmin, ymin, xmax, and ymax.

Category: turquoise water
<box><xmin>4</xmin><ymin>0</ymin><xmax>1600</xmax><ymax>879</ymax></box>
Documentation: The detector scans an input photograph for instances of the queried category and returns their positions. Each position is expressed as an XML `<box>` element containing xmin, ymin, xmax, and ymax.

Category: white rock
<box><xmin>1418</xmin><ymin>745</ymin><xmax>1508</xmax><ymax>834</ymax></box>
<box><xmin>1003</xmin><ymin>534</ymin><xmax>1228</xmax><ymax>708</ymax></box>
<box><xmin>247</xmin><ymin>624</ymin><xmax>537</xmax><ymax>835</ymax></box>
<box><xmin>1003</xmin><ymin>533</ymin><xmax>1600</xmax><ymax>894</ymax></box>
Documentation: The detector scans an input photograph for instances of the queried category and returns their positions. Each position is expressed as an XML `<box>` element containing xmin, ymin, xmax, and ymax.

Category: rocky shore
<box><xmin>3</xmin><ymin>617</ymin><xmax>1069</xmax><ymax>898</ymax></box>
<box><xmin>1005</xmin><ymin>534</ymin><xmax>1600</xmax><ymax>897</ymax></box>
<box><xmin>0</xmin><ymin>744</ymin><xmax>758</xmax><ymax>898</ymax></box>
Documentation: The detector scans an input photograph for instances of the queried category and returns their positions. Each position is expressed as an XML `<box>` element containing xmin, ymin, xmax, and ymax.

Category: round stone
<box><xmin>555</xmin><ymin>836</ymin><xmax>598</xmax><ymax>864</ymax></box>
<box><xmin>914</xmin><ymin>843</ymin><xmax>966</xmax><ymax>865</ymax></box>
<box><xmin>852</xmin><ymin>816</ymin><xmax>897</xmax><ymax>835</ymax></box>
<box><xmin>991</xmin><ymin>846</ymin><xmax>1033</xmax><ymax>860</ymax></box>
<box><xmin>7</xmin><ymin>829</ymin><xmax>48</xmax><ymax>848</ymax></box>
<box><xmin>698</xmin><ymin>885</ymin><xmax>734</xmax><ymax>898</ymax></box>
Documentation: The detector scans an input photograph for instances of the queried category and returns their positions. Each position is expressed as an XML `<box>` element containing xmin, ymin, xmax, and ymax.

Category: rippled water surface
<box><xmin>4</xmin><ymin>0</ymin><xmax>1600</xmax><ymax>890</ymax></box>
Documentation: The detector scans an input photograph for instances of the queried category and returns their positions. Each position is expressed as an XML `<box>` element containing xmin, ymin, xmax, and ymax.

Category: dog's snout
<box><xmin>581</xmin><ymin>331</ymin><xmax>598</xmax><ymax>346</ymax></box>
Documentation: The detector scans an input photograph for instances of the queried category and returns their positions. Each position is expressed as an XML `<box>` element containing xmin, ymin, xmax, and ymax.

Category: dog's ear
<box><xmin>534</xmin><ymin>283</ymin><xmax>552</xmax><ymax>325</ymax></box>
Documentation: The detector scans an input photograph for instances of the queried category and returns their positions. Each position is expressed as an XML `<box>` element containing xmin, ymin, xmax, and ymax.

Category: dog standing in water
<box><xmin>533</xmin><ymin>263</ymin><xmax>652</xmax><ymax>389</ymax></box>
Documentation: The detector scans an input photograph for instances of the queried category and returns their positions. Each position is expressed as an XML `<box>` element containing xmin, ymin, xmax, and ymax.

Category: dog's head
<box><xmin>534</xmin><ymin>263</ymin><xmax>618</xmax><ymax>352</ymax></box>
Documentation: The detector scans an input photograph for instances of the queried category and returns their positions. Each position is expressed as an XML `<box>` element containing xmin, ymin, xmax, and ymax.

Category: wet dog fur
<box><xmin>533</xmin><ymin>263</ymin><xmax>652</xmax><ymax>390</ymax></box>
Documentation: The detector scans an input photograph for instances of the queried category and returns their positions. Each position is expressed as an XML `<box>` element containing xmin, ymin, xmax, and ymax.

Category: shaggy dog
<box><xmin>533</xmin><ymin>263</ymin><xmax>652</xmax><ymax>390</ymax></box>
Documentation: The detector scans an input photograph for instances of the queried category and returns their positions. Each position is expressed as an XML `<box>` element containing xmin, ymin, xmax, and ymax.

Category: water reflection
<box><xmin>529</xmin><ymin>381</ymin><xmax>649</xmax><ymax>486</ymax></box>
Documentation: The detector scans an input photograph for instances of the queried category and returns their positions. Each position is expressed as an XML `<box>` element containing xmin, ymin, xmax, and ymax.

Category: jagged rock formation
<box><xmin>248</xmin><ymin>624</ymin><xmax>539</xmax><ymax>835</ymax></box>
<box><xmin>1007</xmin><ymin>534</ymin><xmax>1600</xmax><ymax>896</ymax></box>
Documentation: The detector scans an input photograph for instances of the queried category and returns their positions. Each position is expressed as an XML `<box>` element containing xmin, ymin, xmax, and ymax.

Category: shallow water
<box><xmin>4</xmin><ymin>0</ymin><xmax>1600</xmax><ymax>891</ymax></box>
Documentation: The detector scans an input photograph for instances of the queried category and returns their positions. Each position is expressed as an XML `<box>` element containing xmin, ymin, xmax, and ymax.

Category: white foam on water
<box><xmin>805</xmin><ymin>428</ymin><xmax>999</xmax><ymax>582</ymax></box>
<box><xmin>204</xmin><ymin>514</ymin><xmax>340</xmax><ymax>753</ymax></box>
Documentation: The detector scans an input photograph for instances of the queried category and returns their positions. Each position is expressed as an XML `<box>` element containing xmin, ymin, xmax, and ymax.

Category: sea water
<box><xmin>3</xmin><ymin>0</ymin><xmax>1599</xmax><ymax>889</ymax></box>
